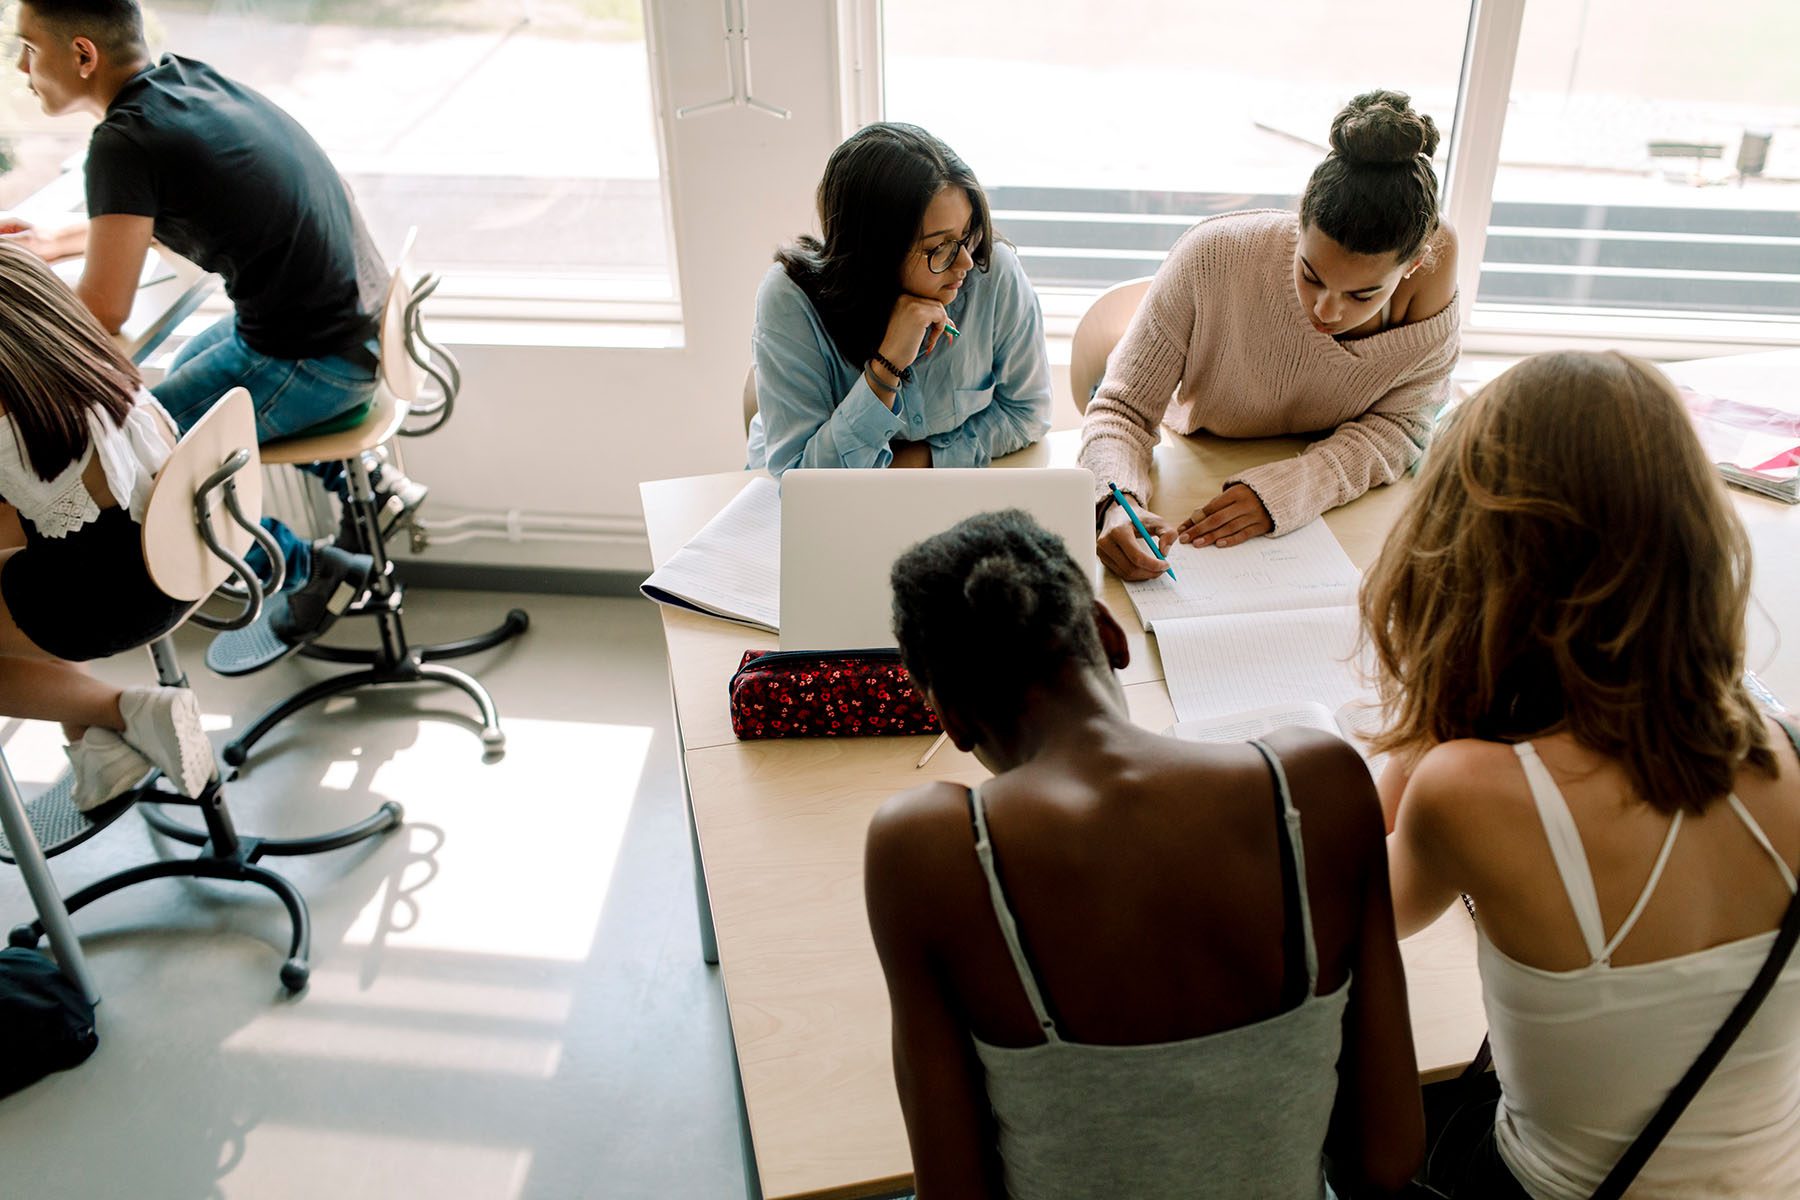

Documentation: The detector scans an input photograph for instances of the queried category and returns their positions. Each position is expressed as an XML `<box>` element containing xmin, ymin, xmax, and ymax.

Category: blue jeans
<box><xmin>154</xmin><ymin>315</ymin><xmax>379</xmax><ymax>587</ymax></box>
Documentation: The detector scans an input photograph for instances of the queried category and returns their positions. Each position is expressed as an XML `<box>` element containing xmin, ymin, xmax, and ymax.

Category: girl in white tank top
<box><xmin>1362</xmin><ymin>350</ymin><xmax>1800</xmax><ymax>1197</ymax></box>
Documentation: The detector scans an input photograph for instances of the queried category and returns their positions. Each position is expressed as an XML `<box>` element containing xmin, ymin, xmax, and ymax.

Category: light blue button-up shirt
<box><xmin>745</xmin><ymin>242</ymin><xmax>1053</xmax><ymax>475</ymax></box>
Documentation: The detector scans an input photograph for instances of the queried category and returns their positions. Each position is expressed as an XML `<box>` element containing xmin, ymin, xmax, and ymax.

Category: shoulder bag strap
<box><xmin>1591</xmin><ymin>717</ymin><xmax>1800</xmax><ymax>1200</ymax></box>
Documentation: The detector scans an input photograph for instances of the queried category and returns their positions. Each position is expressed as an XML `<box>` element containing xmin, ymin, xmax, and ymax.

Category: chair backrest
<box><xmin>1070</xmin><ymin>276</ymin><xmax>1154</xmax><ymax>415</ymax></box>
<box><xmin>378</xmin><ymin>227</ymin><xmax>426</xmax><ymax>404</ymax></box>
<box><xmin>140</xmin><ymin>388</ymin><xmax>261</xmax><ymax>602</ymax></box>
<box><xmin>743</xmin><ymin>366</ymin><xmax>759</xmax><ymax>437</ymax></box>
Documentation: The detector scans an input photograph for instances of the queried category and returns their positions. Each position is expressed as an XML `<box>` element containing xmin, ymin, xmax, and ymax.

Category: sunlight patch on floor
<box><xmin>220</xmin><ymin>1124</ymin><xmax>533</xmax><ymax>1200</ymax></box>
<box><xmin>338</xmin><ymin>717</ymin><xmax>654</xmax><ymax>963</ymax></box>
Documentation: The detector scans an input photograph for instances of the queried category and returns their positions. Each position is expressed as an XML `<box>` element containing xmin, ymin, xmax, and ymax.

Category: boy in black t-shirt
<box><xmin>1</xmin><ymin>0</ymin><xmax>408</xmax><ymax>649</ymax></box>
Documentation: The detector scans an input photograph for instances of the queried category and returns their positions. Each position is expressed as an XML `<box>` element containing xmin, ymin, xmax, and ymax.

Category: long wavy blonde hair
<box><xmin>1361</xmin><ymin>349</ymin><xmax>1776</xmax><ymax>814</ymax></box>
<box><xmin>0</xmin><ymin>240</ymin><xmax>141</xmax><ymax>480</ymax></box>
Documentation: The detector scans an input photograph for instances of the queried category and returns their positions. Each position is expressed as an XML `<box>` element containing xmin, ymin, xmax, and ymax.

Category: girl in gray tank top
<box><xmin>869</xmin><ymin>511</ymin><xmax>1423</xmax><ymax>1198</ymax></box>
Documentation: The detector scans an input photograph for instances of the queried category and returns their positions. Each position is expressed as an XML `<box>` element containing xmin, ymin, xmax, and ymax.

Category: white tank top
<box><xmin>1479</xmin><ymin>740</ymin><xmax>1800</xmax><ymax>1199</ymax></box>
<box><xmin>0</xmin><ymin>388</ymin><xmax>173</xmax><ymax>537</ymax></box>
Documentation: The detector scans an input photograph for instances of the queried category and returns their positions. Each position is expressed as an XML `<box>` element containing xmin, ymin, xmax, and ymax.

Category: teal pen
<box><xmin>1108</xmin><ymin>481</ymin><xmax>1175</xmax><ymax>581</ymax></box>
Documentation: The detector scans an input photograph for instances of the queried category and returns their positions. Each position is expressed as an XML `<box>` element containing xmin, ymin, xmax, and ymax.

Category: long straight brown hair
<box><xmin>1361</xmin><ymin>349</ymin><xmax>1776</xmax><ymax>815</ymax></box>
<box><xmin>0</xmin><ymin>241</ymin><xmax>141</xmax><ymax>481</ymax></box>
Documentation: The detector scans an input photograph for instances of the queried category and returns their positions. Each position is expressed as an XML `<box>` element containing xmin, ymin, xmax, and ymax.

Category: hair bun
<box><xmin>1330</xmin><ymin>90</ymin><xmax>1439</xmax><ymax>165</ymax></box>
<box><xmin>964</xmin><ymin>553</ymin><xmax>1039</xmax><ymax>627</ymax></box>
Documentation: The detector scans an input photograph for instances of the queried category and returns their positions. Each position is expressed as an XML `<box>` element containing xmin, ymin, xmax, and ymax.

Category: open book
<box><xmin>1167</xmin><ymin>697</ymin><xmax>1388</xmax><ymax>777</ymax></box>
<box><xmin>639</xmin><ymin>475</ymin><xmax>781</xmax><ymax>632</ymax></box>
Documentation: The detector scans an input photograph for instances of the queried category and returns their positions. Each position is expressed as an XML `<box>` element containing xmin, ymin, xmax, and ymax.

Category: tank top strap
<box><xmin>1598</xmin><ymin>809</ymin><xmax>1683</xmax><ymax>963</ymax></box>
<box><xmin>1726</xmin><ymin>794</ymin><xmax>1799</xmax><ymax>895</ymax></box>
<box><xmin>1514</xmin><ymin>742</ymin><xmax>1609</xmax><ymax>962</ymax></box>
<box><xmin>1248</xmin><ymin>740</ymin><xmax>1319</xmax><ymax>992</ymax></box>
<box><xmin>968</xmin><ymin>785</ymin><xmax>1062</xmax><ymax>1042</ymax></box>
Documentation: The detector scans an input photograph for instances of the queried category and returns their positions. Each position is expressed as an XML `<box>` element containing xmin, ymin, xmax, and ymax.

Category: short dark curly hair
<box><xmin>890</xmin><ymin>510</ymin><xmax>1102</xmax><ymax>736</ymax></box>
<box><xmin>22</xmin><ymin>0</ymin><xmax>146</xmax><ymax>56</ymax></box>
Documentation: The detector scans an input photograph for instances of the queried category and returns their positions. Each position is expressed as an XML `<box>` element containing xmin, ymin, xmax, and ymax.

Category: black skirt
<box><xmin>2</xmin><ymin>505</ymin><xmax>191</xmax><ymax>662</ymax></box>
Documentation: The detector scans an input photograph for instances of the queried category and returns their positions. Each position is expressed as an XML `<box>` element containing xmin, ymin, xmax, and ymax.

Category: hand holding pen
<box><xmin>1097</xmin><ymin>482</ymin><xmax>1178</xmax><ymax>582</ymax></box>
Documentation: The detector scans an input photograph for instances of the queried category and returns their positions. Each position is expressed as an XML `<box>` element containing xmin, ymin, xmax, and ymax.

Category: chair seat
<box><xmin>258</xmin><ymin>386</ymin><xmax>408</xmax><ymax>466</ymax></box>
<box><xmin>0</xmin><ymin>771</ymin><xmax>142</xmax><ymax>864</ymax></box>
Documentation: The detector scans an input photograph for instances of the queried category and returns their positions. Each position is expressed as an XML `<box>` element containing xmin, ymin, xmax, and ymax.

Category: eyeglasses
<box><xmin>924</xmin><ymin>230</ymin><xmax>981</xmax><ymax>274</ymax></box>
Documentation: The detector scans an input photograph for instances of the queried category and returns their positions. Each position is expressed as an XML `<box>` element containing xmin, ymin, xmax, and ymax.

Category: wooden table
<box><xmin>643</xmin><ymin>389</ymin><xmax>1800</xmax><ymax>1199</ymax></box>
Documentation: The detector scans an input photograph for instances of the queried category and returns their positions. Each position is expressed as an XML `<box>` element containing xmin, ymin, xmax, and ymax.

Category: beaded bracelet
<box><xmin>870</xmin><ymin>352</ymin><xmax>913</xmax><ymax>386</ymax></box>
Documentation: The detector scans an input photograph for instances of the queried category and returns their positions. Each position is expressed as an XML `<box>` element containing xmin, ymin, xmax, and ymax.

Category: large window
<box><xmin>880</xmin><ymin>0</ymin><xmax>1800</xmax><ymax>339</ymax></box>
<box><xmin>1480</xmin><ymin>0</ymin><xmax>1800</xmax><ymax>321</ymax></box>
<box><xmin>883</xmin><ymin>1</ymin><xmax>1470</xmax><ymax>293</ymax></box>
<box><xmin>0</xmin><ymin>1</ymin><xmax>674</xmax><ymax>307</ymax></box>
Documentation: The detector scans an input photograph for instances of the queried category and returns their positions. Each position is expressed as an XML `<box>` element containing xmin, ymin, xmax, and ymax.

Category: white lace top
<box><xmin>0</xmin><ymin>388</ymin><xmax>175</xmax><ymax>538</ymax></box>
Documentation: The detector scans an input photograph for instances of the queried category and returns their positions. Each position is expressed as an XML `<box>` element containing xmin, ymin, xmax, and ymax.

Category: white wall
<box><xmin>392</xmin><ymin>0</ymin><xmax>848</xmax><ymax>575</ymax></box>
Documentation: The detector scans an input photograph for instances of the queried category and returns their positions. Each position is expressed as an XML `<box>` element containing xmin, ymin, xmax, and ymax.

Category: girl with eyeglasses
<box><xmin>1083</xmin><ymin>90</ymin><xmax>1461</xmax><ymax>576</ymax></box>
<box><xmin>747</xmin><ymin>122</ymin><xmax>1052</xmax><ymax>474</ymax></box>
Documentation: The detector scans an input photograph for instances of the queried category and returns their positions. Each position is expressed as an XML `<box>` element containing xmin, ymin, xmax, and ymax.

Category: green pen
<box><xmin>944</xmin><ymin>318</ymin><xmax>959</xmax><ymax>340</ymax></box>
<box><xmin>1108</xmin><ymin>481</ymin><xmax>1175</xmax><ymax>581</ymax></box>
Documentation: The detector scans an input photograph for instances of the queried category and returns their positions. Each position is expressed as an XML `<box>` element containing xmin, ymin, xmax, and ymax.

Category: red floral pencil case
<box><xmin>728</xmin><ymin>649</ymin><xmax>942</xmax><ymax>740</ymax></box>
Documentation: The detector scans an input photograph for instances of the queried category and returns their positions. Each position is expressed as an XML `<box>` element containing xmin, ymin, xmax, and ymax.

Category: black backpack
<box><xmin>0</xmin><ymin>947</ymin><xmax>98</xmax><ymax>1097</ymax></box>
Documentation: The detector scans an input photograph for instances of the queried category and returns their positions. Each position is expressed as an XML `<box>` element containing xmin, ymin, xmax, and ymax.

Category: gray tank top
<box><xmin>969</xmin><ymin>740</ymin><xmax>1350</xmax><ymax>1199</ymax></box>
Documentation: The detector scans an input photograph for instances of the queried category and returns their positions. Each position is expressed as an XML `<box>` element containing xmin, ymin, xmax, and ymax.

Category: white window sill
<box><xmin>162</xmin><ymin>292</ymin><xmax>686</xmax><ymax>357</ymax></box>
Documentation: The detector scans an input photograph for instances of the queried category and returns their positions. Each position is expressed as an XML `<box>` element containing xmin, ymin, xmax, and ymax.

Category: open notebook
<box><xmin>1122</xmin><ymin>519</ymin><xmax>1361</xmax><ymax>630</ymax></box>
<box><xmin>1120</xmin><ymin>520</ymin><xmax>1372</xmax><ymax>725</ymax></box>
<box><xmin>639</xmin><ymin>475</ymin><xmax>780</xmax><ymax>632</ymax></box>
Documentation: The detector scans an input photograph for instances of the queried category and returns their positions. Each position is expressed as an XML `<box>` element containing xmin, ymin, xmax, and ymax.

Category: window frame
<box><xmin>856</xmin><ymin>0</ymin><xmax>1800</xmax><ymax>356</ymax></box>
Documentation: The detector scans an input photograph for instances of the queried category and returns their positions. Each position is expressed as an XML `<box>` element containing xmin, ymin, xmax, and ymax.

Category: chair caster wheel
<box><xmin>223</xmin><ymin>743</ymin><xmax>247</xmax><ymax>767</ymax></box>
<box><xmin>9</xmin><ymin>924</ymin><xmax>39</xmax><ymax>949</ymax></box>
<box><xmin>279</xmin><ymin>958</ymin><xmax>310</xmax><ymax>993</ymax></box>
<box><xmin>481</xmin><ymin>728</ymin><xmax>505</xmax><ymax>754</ymax></box>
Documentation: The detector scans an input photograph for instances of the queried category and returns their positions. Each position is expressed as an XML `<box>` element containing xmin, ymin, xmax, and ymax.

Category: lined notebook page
<box><xmin>1155</xmin><ymin>605</ymin><xmax>1369</xmax><ymax>723</ymax></box>
<box><xmin>640</xmin><ymin>476</ymin><xmax>781</xmax><ymax>632</ymax></box>
<box><xmin>1123</xmin><ymin>519</ymin><xmax>1360</xmax><ymax>629</ymax></box>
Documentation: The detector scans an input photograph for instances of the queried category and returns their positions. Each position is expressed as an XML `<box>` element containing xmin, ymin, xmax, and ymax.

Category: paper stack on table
<box><xmin>1679</xmin><ymin>385</ymin><xmax>1800</xmax><ymax>504</ymax></box>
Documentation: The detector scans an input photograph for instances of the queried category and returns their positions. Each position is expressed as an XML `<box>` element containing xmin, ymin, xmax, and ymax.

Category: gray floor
<box><xmin>0</xmin><ymin>591</ymin><xmax>745</xmax><ymax>1200</ymax></box>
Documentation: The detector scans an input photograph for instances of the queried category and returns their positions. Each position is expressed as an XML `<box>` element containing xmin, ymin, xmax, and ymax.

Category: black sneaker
<box><xmin>268</xmin><ymin>545</ymin><xmax>374</xmax><ymax>646</ymax></box>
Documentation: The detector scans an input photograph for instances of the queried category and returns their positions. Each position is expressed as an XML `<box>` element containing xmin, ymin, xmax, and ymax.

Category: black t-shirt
<box><xmin>85</xmin><ymin>55</ymin><xmax>380</xmax><ymax>361</ymax></box>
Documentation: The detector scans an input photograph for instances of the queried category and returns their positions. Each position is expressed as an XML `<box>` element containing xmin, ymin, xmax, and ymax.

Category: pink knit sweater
<box><xmin>1078</xmin><ymin>209</ymin><xmax>1460</xmax><ymax>533</ymax></box>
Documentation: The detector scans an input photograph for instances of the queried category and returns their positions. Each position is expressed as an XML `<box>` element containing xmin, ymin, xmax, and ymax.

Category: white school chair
<box><xmin>0</xmin><ymin>389</ymin><xmax>403</xmax><ymax>998</ymax></box>
<box><xmin>1071</xmin><ymin>276</ymin><xmax>1153</xmax><ymax>415</ymax></box>
<box><xmin>204</xmin><ymin>229</ymin><xmax>527</xmax><ymax>768</ymax></box>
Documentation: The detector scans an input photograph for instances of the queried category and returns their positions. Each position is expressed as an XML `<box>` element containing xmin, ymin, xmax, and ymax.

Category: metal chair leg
<box><xmin>415</xmin><ymin>663</ymin><xmax>506</xmax><ymax>755</ymax></box>
<box><xmin>251</xmin><ymin>801</ymin><xmax>405</xmax><ymax>857</ymax></box>
<box><xmin>415</xmin><ymin>608</ymin><xmax>530</xmax><ymax>662</ymax></box>
<box><xmin>223</xmin><ymin>669</ymin><xmax>384</xmax><ymax>767</ymax></box>
<box><xmin>0</xmin><ymin>754</ymin><xmax>98</xmax><ymax>1004</ymax></box>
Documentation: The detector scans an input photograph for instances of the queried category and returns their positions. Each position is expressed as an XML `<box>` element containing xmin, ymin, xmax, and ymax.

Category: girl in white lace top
<box><xmin>0</xmin><ymin>242</ymin><xmax>214</xmax><ymax>810</ymax></box>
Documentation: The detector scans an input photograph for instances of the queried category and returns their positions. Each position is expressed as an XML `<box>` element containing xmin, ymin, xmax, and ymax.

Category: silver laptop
<box><xmin>779</xmin><ymin>468</ymin><xmax>1098</xmax><ymax>651</ymax></box>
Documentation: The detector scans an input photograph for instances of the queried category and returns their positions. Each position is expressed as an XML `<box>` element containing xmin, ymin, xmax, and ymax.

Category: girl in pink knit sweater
<box><xmin>1081</xmin><ymin>90</ymin><xmax>1461</xmax><ymax>580</ymax></box>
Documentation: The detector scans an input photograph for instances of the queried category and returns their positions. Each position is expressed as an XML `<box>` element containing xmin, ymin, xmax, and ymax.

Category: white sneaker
<box><xmin>65</xmin><ymin>729</ymin><xmax>155</xmax><ymax>813</ymax></box>
<box><xmin>118</xmin><ymin>686</ymin><xmax>216</xmax><ymax>797</ymax></box>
